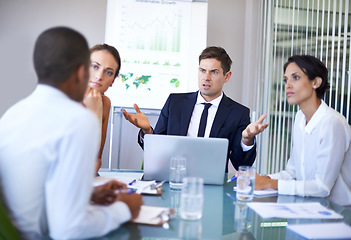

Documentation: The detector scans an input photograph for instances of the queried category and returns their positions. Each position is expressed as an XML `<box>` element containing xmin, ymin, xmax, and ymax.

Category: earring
<box><xmin>313</xmin><ymin>86</ymin><xmax>316</xmax><ymax>89</ymax></box>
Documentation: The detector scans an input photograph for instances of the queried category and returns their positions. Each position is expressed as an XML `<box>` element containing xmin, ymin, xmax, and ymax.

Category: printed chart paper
<box><xmin>247</xmin><ymin>202</ymin><xmax>343</xmax><ymax>219</ymax></box>
<box><xmin>287</xmin><ymin>222</ymin><xmax>351</xmax><ymax>239</ymax></box>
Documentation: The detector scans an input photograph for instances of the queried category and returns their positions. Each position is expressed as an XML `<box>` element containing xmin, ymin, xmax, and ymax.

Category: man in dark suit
<box><xmin>123</xmin><ymin>46</ymin><xmax>268</xmax><ymax>171</ymax></box>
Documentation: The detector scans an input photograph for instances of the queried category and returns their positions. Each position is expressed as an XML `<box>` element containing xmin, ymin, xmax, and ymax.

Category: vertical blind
<box><xmin>255</xmin><ymin>0</ymin><xmax>351</xmax><ymax>174</ymax></box>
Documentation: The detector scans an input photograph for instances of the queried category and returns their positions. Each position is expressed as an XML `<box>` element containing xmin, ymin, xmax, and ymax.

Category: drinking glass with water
<box><xmin>236</xmin><ymin>166</ymin><xmax>256</xmax><ymax>201</ymax></box>
<box><xmin>179</xmin><ymin>177</ymin><xmax>204</xmax><ymax>220</ymax></box>
<box><xmin>169</xmin><ymin>157</ymin><xmax>187</xmax><ymax>190</ymax></box>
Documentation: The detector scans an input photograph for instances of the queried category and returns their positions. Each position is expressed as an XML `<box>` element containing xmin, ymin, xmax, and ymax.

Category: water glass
<box><xmin>236</xmin><ymin>166</ymin><xmax>256</xmax><ymax>201</ymax></box>
<box><xmin>179</xmin><ymin>177</ymin><xmax>204</xmax><ymax>220</ymax></box>
<box><xmin>170</xmin><ymin>190</ymin><xmax>181</xmax><ymax>217</ymax></box>
<box><xmin>234</xmin><ymin>201</ymin><xmax>252</xmax><ymax>232</ymax></box>
<box><xmin>169</xmin><ymin>157</ymin><xmax>187</xmax><ymax>190</ymax></box>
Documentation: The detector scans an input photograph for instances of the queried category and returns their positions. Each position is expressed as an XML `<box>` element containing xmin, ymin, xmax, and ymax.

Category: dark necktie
<box><xmin>197</xmin><ymin>103</ymin><xmax>212</xmax><ymax>137</ymax></box>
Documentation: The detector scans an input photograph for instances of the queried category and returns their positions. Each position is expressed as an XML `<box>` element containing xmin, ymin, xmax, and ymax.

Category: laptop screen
<box><xmin>143</xmin><ymin>134</ymin><xmax>228</xmax><ymax>185</ymax></box>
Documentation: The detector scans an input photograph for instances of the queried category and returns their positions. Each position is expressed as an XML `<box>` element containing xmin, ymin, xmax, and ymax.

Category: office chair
<box><xmin>0</xmin><ymin>200</ymin><xmax>20</xmax><ymax>240</ymax></box>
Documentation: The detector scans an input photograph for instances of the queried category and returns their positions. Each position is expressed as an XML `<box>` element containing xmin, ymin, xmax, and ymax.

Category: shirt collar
<box><xmin>300</xmin><ymin>100</ymin><xmax>328</xmax><ymax>134</ymax></box>
<box><xmin>196</xmin><ymin>91</ymin><xmax>223</xmax><ymax>108</ymax></box>
<box><xmin>37</xmin><ymin>83</ymin><xmax>69</xmax><ymax>99</ymax></box>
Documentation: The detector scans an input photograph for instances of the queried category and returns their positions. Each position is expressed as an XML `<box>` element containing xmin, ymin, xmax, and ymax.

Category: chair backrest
<box><xmin>0</xmin><ymin>200</ymin><xmax>20</xmax><ymax>240</ymax></box>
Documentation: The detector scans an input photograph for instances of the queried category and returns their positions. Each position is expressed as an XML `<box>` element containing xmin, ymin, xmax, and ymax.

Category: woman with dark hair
<box><xmin>83</xmin><ymin>44</ymin><xmax>121</xmax><ymax>173</ymax></box>
<box><xmin>255</xmin><ymin>55</ymin><xmax>351</xmax><ymax>206</ymax></box>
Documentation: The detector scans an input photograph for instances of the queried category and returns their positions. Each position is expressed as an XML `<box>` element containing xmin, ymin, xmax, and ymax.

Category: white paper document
<box><xmin>247</xmin><ymin>202</ymin><xmax>343</xmax><ymax>219</ymax></box>
<box><xmin>132</xmin><ymin>205</ymin><xmax>173</xmax><ymax>226</ymax></box>
<box><xmin>287</xmin><ymin>222</ymin><xmax>351</xmax><ymax>239</ymax></box>
<box><xmin>97</xmin><ymin>171</ymin><xmax>144</xmax><ymax>181</ymax></box>
<box><xmin>128</xmin><ymin>180</ymin><xmax>156</xmax><ymax>194</ymax></box>
<box><xmin>93</xmin><ymin>174</ymin><xmax>162</xmax><ymax>195</ymax></box>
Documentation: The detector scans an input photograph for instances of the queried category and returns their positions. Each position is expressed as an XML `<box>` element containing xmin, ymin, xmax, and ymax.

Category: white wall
<box><xmin>207</xmin><ymin>0</ymin><xmax>246</xmax><ymax>104</ymax></box>
<box><xmin>207</xmin><ymin>0</ymin><xmax>261</xmax><ymax>113</ymax></box>
<box><xmin>0</xmin><ymin>0</ymin><xmax>107</xmax><ymax>116</ymax></box>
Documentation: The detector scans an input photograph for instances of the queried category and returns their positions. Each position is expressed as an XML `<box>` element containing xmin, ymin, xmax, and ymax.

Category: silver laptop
<box><xmin>143</xmin><ymin>134</ymin><xmax>229</xmax><ymax>185</ymax></box>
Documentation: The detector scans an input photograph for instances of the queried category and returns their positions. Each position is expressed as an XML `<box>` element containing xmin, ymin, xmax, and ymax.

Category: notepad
<box><xmin>132</xmin><ymin>205</ymin><xmax>174</xmax><ymax>226</ymax></box>
<box><xmin>128</xmin><ymin>180</ymin><xmax>162</xmax><ymax>195</ymax></box>
<box><xmin>233</xmin><ymin>187</ymin><xmax>278</xmax><ymax>198</ymax></box>
<box><xmin>252</xmin><ymin>189</ymin><xmax>278</xmax><ymax>197</ymax></box>
<box><xmin>93</xmin><ymin>177</ymin><xmax>163</xmax><ymax>195</ymax></box>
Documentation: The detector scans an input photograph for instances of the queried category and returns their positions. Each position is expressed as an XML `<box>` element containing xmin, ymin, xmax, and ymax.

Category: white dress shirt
<box><xmin>187</xmin><ymin>91</ymin><xmax>253</xmax><ymax>151</ymax></box>
<box><xmin>0</xmin><ymin>85</ymin><xmax>131</xmax><ymax>239</ymax></box>
<box><xmin>269</xmin><ymin>100</ymin><xmax>351</xmax><ymax>206</ymax></box>
<box><xmin>187</xmin><ymin>92</ymin><xmax>222</xmax><ymax>137</ymax></box>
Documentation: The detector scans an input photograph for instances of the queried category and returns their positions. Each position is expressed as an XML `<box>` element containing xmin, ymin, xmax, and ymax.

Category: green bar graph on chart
<box><xmin>127</xmin><ymin>13</ymin><xmax>182</xmax><ymax>53</ymax></box>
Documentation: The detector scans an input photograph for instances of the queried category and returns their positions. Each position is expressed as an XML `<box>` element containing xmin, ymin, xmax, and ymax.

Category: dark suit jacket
<box><xmin>139</xmin><ymin>91</ymin><xmax>256</xmax><ymax>172</ymax></box>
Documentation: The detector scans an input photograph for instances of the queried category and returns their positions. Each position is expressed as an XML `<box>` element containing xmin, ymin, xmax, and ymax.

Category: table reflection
<box><xmin>178</xmin><ymin>219</ymin><xmax>202</xmax><ymax>240</ymax></box>
<box><xmin>170</xmin><ymin>189</ymin><xmax>181</xmax><ymax>218</ymax></box>
<box><xmin>90</xmin><ymin>172</ymin><xmax>351</xmax><ymax>240</ymax></box>
<box><xmin>234</xmin><ymin>201</ymin><xmax>256</xmax><ymax>240</ymax></box>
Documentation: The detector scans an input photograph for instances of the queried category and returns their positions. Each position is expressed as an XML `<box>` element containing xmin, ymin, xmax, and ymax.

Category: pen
<box><xmin>115</xmin><ymin>189</ymin><xmax>136</xmax><ymax>194</ymax></box>
<box><xmin>225</xmin><ymin>193</ymin><xmax>236</xmax><ymax>201</ymax></box>
<box><xmin>227</xmin><ymin>176</ymin><xmax>237</xmax><ymax>183</ymax></box>
<box><xmin>128</xmin><ymin>179</ymin><xmax>136</xmax><ymax>186</ymax></box>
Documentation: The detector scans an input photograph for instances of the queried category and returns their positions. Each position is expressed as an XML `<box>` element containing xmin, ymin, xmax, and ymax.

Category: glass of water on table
<box><xmin>169</xmin><ymin>156</ymin><xmax>187</xmax><ymax>190</ymax></box>
<box><xmin>236</xmin><ymin>166</ymin><xmax>256</xmax><ymax>201</ymax></box>
<box><xmin>179</xmin><ymin>177</ymin><xmax>204</xmax><ymax>220</ymax></box>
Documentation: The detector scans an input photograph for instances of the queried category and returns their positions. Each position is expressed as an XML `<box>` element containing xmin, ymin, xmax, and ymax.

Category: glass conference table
<box><xmin>94</xmin><ymin>170</ymin><xmax>351</xmax><ymax>240</ymax></box>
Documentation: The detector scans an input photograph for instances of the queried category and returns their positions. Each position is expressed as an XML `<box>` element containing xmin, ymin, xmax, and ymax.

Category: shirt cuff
<box><xmin>111</xmin><ymin>201</ymin><xmax>132</xmax><ymax>222</ymax></box>
<box><xmin>278</xmin><ymin>180</ymin><xmax>296</xmax><ymax>195</ymax></box>
<box><xmin>268</xmin><ymin>173</ymin><xmax>282</xmax><ymax>180</ymax></box>
<box><xmin>241</xmin><ymin>138</ymin><xmax>255</xmax><ymax>152</ymax></box>
<box><xmin>139</xmin><ymin>128</ymin><xmax>154</xmax><ymax>144</ymax></box>
<box><xmin>139</xmin><ymin>130</ymin><xmax>145</xmax><ymax>144</ymax></box>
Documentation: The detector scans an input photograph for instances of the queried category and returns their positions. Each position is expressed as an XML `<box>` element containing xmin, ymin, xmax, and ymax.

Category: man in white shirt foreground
<box><xmin>0</xmin><ymin>27</ymin><xmax>143</xmax><ymax>239</ymax></box>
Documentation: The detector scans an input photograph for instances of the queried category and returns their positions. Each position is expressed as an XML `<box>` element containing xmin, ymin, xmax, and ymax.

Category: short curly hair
<box><xmin>34</xmin><ymin>27</ymin><xmax>89</xmax><ymax>85</ymax></box>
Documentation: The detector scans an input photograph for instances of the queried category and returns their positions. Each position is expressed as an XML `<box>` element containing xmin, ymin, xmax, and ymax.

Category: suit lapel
<box><xmin>210</xmin><ymin>94</ymin><xmax>232</xmax><ymax>137</ymax></box>
<box><xmin>180</xmin><ymin>92</ymin><xmax>197</xmax><ymax>136</ymax></box>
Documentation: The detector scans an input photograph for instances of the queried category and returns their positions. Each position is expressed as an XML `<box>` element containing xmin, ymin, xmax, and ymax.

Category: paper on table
<box><xmin>253</xmin><ymin>189</ymin><xmax>278</xmax><ymax>197</ymax></box>
<box><xmin>233</xmin><ymin>187</ymin><xmax>278</xmax><ymax>198</ymax></box>
<box><xmin>98</xmin><ymin>171</ymin><xmax>144</xmax><ymax>180</ymax></box>
<box><xmin>129</xmin><ymin>180</ymin><xmax>159</xmax><ymax>194</ymax></box>
<box><xmin>287</xmin><ymin>222</ymin><xmax>351</xmax><ymax>239</ymax></box>
<box><xmin>132</xmin><ymin>205</ymin><xmax>174</xmax><ymax>225</ymax></box>
<box><xmin>247</xmin><ymin>202</ymin><xmax>343</xmax><ymax>219</ymax></box>
<box><xmin>93</xmin><ymin>176</ymin><xmax>137</xmax><ymax>186</ymax></box>
<box><xmin>93</xmin><ymin>177</ymin><xmax>162</xmax><ymax>195</ymax></box>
